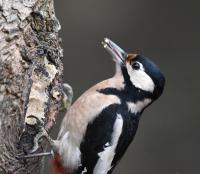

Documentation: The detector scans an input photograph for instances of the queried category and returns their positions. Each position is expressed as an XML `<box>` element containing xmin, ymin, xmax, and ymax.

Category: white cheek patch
<box><xmin>126</xmin><ymin>63</ymin><xmax>155</xmax><ymax>92</ymax></box>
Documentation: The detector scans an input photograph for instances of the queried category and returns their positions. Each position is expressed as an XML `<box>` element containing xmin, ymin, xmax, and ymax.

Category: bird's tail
<box><xmin>52</xmin><ymin>153</ymin><xmax>68</xmax><ymax>174</ymax></box>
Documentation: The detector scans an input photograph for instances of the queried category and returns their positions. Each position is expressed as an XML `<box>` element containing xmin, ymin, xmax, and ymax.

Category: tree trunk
<box><xmin>0</xmin><ymin>0</ymin><xmax>63</xmax><ymax>173</ymax></box>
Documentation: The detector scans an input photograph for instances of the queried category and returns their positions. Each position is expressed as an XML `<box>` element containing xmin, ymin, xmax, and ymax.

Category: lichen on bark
<box><xmin>0</xmin><ymin>0</ymin><xmax>64</xmax><ymax>173</ymax></box>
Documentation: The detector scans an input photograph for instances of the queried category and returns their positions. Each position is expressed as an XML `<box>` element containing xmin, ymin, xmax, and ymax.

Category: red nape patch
<box><xmin>51</xmin><ymin>154</ymin><xmax>68</xmax><ymax>174</ymax></box>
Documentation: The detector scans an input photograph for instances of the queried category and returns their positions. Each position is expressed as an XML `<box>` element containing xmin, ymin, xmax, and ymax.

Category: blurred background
<box><xmin>46</xmin><ymin>0</ymin><xmax>200</xmax><ymax>173</ymax></box>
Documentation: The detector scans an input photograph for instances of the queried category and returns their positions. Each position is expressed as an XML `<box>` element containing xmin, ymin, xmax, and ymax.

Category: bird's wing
<box><xmin>110</xmin><ymin>113</ymin><xmax>139</xmax><ymax>172</ymax></box>
<box><xmin>77</xmin><ymin>106</ymin><xmax>140</xmax><ymax>174</ymax></box>
<box><xmin>77</xmin><ymin>104</ymin><xmax>123</xmax><ymax>174</ymax></box>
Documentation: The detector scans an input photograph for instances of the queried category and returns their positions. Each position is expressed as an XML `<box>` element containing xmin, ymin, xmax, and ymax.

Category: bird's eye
<box><xmin>132</xmin><ymin>62</ymin><xmax>140</xmax><ymax>70</ymax></box>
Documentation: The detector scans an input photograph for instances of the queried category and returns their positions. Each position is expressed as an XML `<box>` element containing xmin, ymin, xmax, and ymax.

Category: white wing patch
<box><xmin>127</xmin><ymin>98</ymin><xmax>151</xmax><ymax>114</ymax></box>
<box><xmin>81</xmin><ymin>167</ymin><xmax>88</xmax><ymax>174</ymax></box>
<box><xmin>104</xmin><ymin>142</ymin><xmax>110</xmax><ymax>147</ymax></box>
<box><xmin>126</xmin><ymin>63</ymin><xmax>155</xmax><ymax>92</ymax></box>
<box><xmin>93</xmin><ymin>114</ymin><xmax>123</xmax><ymax>174</ymax></box>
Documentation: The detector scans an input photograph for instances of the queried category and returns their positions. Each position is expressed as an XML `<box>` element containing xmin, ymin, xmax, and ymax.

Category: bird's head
<box><xmin>102</xmin><ymin>38</ymin><xmax>165</xmax><ymax>100</ymax></box>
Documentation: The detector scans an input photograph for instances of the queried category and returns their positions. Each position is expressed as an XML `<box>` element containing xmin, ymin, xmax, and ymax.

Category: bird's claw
<box><xmin>60</xmin><ymin>83</ymin><xmax>73</xmax><ymax>111</ymax></box>
<box><xmin>28</xmin><ymin>126</ymin><xmax>50</xmax><ymax>153</ymax></box>
<box><xmin>29</xmin><ymin>130</ymin><xmax>43</xmax><ymax>153</ymax></box>
<box><xmin>17</xmin><ymin>127</ymin><xmax>54</xmax><ymax>159</ymax></box>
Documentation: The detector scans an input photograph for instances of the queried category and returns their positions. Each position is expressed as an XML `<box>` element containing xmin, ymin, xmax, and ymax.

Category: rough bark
<box><xmin>0</xmin><ymin>0</ymin><xmax>63</xmax><ymax>173</ymax></box>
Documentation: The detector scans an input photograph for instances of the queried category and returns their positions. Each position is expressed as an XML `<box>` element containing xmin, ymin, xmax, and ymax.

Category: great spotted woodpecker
<box><xmin>19</xmin><ymin>38</ymin><xmax>165</xmax><ymax>174</ymax></box>
<box><xmin>52</xmin><ymin>38</ymin><xmax>165</xmax><ymax>174</ymax></box>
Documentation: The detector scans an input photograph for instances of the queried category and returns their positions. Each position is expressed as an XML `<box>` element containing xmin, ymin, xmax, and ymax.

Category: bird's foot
<box><xmin>29</xmin><ymin>126</ymin><xmax>51</xmax><ymax>154</ymax></box>
<box><xmin>16</xmin><ymin>125</ymin><xmax>55</xmax><ymax>159</ymax></box>
<box><xmin>60</xmin><ymin>83</ymin><xmax>73</xmax><ymax>112</ymax></box>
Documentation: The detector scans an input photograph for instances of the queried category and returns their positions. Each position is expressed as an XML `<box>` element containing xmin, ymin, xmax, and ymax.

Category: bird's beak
<box><xmin>102</xmin><ymin>38</ymin><xmax>128</xmax><ymax>65</ymax></box>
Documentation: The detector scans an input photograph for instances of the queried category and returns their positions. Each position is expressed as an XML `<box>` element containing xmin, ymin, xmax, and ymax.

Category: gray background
<box><xmin>46</xmin><ymin>0</ymin><xmax>200</xmax><ymax>173</ymax></box>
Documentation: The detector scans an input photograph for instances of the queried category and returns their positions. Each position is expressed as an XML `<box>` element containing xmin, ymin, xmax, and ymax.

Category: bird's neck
<box><xmin>114</xmin><ymin>64</ymin><xmax>123</xmax><ymax>77</ymax></box>
<box><xmin>104</xmin><ymin>64</ymin><xmax>153</xmax><ymax>106</ymax></box>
